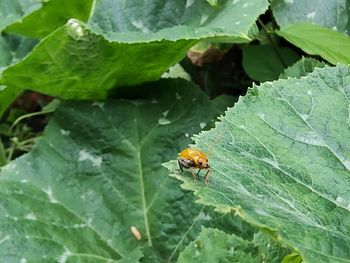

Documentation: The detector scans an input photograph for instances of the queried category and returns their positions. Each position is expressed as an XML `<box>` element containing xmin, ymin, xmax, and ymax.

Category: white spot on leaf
<box><xmin>92</xmin><ymin>102</ymin><xmax>104</xmax><ymax>109</ymax></box>
<box><xmin>158</xmin><ymin>118</ymin><xmax>171</xmax><ymax>125</ymax></box>
<box><xmin>258</xmin><ymin>112</ymin><xmax>265</xmax><ymax>120</ymax></box>
<box><xmin>25</xmin><ymin>212</ymin><xmax>37</xmax><ymax>220</ymax></box>
<box><xmin>0</xmin><ymin>235</ymin><xmax>10</xmax><ymax>244</ymax></box>
<box><xmin>200</xmin><ymin>15</ymin><xmax>209</xmax><ymax>25</ymax></box>
<box><xmin>186</xmin><ymin>0</ymin><xmax>194</xmax><ymax>8</ymax></box>
<box><xmin>131</xmin><ymin>20</ymin><xmax>150</xmax><ymax>33</ymax></box>
<box><xmin>57</xmin><ymin>247</ymin><xmax>71</xmax><ymax>263</ymax></box>
<box><xmin>78</xmin><ymin>149</ymin><xmax>102</xmax><ymax>168</ymax></box>
<box><xmin>199</xmin><ymin>122</ymin><xmax>207</xmax><ymax>129</ymax></box>
<box><xmin>158</xmin><ymin>110</ymin><xmax>171</xmax><ymax>125</ymax></box>
<box><xmin>21</xmin><ymin>179</ymin><xmax>28</xmax><ymax>183</ymax></box>
<box><xmin>307</xmin><ymin>11</ymin><xmax>316</xmax><ymax>19</ymax></box>
<box><xmin>20</xmin><ymin>258</ymin><xmax>27</xmax><ymax>263</ymax></box>
<box><xmin>44</xmin><ymin>186</ymin><xmax>58</xmax><ymax>203</ymax></box>
<box><xmin>185</xmin><ymin>133</ymin><xmax>189</xmax><ymax>137</ymax></box>
<box><xmin>235</xmin><ymin>21</ymin><xmax>241</xmax><ymax>25</ymax></box>
<box><xmin>284</xmin><ymin>0</ymin><xmax>294</xmax><ymax>4</ymax></box>
<box><xmin>60</xmin><ymin>129</ymin><xmax>70</xmax><ymax>136</ymax></box>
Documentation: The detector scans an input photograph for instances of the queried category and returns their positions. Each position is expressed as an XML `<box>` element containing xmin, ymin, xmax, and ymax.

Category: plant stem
<box><xmin>0</xmin><ymin>138</ymin><xmax>6</xmax><ymax>166</ymax></box>
<box><xmin>257</xmin><ymin>18</ymin><xmax>287</xmax><ymax>68</ymax></box>
<box><xmin>11</xmin><ymin>109</ymin><xmax>54</xmax><ymax>131</ymax></box>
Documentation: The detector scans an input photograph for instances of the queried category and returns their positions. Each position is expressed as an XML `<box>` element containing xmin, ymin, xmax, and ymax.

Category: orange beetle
<box><xmin>177</xmin><ymin>147</ymin><xmax>210</xmax><ymax>184</ymax></box>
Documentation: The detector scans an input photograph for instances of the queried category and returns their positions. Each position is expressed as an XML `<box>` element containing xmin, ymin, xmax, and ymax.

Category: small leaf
<box><xmin>277</xmin><ymin>23</ymin><xmax>350</xmax><ymax>65</ymax></box>
<box><xmin>242</xmin><ymin>45</ymin><xmax>299</xmax><ymax>82</ymax></box>
<box><xmin>279</xmin><ymin>57</ymin><xmax>326</xmax><ymax>79</ymax></box>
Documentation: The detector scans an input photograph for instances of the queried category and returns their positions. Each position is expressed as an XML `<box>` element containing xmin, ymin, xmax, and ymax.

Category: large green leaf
<box><xmin>242</xmin><ymin>45</ymin><xmax>299</xmax><ymax>82</ymax></box>
<box><xmin>277</xmin><ymin>23</ymin><xmax>350</xmax><ymax>65</ymax></box>
<box><xmin>167</xmin><ymin>64</ymin><xmax>350</xmax><ymax>262</ymax></box>
<box><xmin>0</xmin><ymin>79</ymin><xmax>226</xmax><ymax>262</ymax></box>
<box><xmin>0</xmin><ymin>0</ymin><xmax>268</xmax><ymax>99</ymax></box>
<box><xmin>1</xmin><ymin>0</ymin><xmax>92</xmax><ymax>38</ymax></box>
<box><xmin>270</xmin><ymin>0</ymin><xmax>350</xmax><ymax>34</ymax></box>
<box><xmin>178</xmin><ymin>228</ymin><xmax>289</xmax><ymax>263</ymax></box>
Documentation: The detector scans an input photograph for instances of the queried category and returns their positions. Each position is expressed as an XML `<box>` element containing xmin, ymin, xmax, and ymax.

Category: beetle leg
<box><xmin>191</xmin><ymin>171</ymin><xmax>197</xmax><ymax>184</ymax></box>
<box><xmin>196</xmin><ymin>169</ymin><xmax>201</xmax><ymax>176</ymax></box>
<box><xmin>177</xmin><ymin>158</ymin><xmax>183</xmax><ymax>172</ymax></box>
<box><xmin>204</xmin><ymin>169</ymin><xmax>211</xmax><ymax>186</ymax></box>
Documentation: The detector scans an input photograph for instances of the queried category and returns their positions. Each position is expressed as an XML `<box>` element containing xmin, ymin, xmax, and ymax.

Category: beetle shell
<box><xmin>178</xmin><ymin>148</ymin><xmax>209</xmax><ymax>168</ymax></box>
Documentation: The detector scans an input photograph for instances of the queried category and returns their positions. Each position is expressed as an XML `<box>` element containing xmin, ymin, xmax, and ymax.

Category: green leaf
<box><xmin>279</xmin><ymin>57</ymin><xmax>326</xmax><ymax>79</ymax></box>
<box><xmin>270</xmin><ymin>0</ymin><xmax>349</xmax><ymax>34</ymax></box>
<box><xmin>0</xmin><ymin>34</ymin><xmax>37</xmax><ymax>117</ymax></box>
<box><xmin>206</xmin><ymin>0</ymin><xmax>219</xmax><ymax>7</ymax></box>
<box><xmin>167</xmin><ymin>64</ymin><xmax>350</xmax><ymax>262</ymax></box>
<box><xmin>0</xmin><ymin>79</ymin><xmax>223</xmax><ymax>262</ymax></box>
<box><xmin>242</xmin><ymin>45</ymin><xmax>299</xmax><ymax>82</ymax></box>
<box><xmin>1</xmin><ymin>0</ymin><xmax>93</xmax><ymax>38</ymax></box>
<box><xmin>211</xmin><ymin>95</ymin><xmax>238</xmax><ymax>116</ymax></box>
<box><xmin>177</xmin><ymin>228</ymin><xmax>288</xmax><ymax>263</ymax></box>
<box><xmin>178</xmin><ymin>227</ymin><xmax>258</xmax><ymax>263</ymax></box>
<box><xmin>277</xmin><ymin>23</ymin><xmax>350</xmax><ymax>65</ymax></box>
<box><xmin>88</xmin><ymin>0</ymin><xmax>268</xmax><ymax>43</ymax></box>
<box><xmin>0</xmin><ymin>0</ymin><xmax>268</xmax><ymax>99</ymax></box>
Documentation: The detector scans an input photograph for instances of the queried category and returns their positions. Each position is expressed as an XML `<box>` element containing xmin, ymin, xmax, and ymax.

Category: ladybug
<box><xmin>177</xmin><ymin>147</ymin><xmax>210</xmax><ymax>184</ymax></box>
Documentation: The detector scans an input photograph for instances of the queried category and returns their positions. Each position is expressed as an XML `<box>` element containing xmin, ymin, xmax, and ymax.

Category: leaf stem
<box><xmin>88</xmin><ymin>0</ymin><xmax>97</xmax><ymax>21</ymax></box>
<box><xmin>10</xmin><ymin>109</ymin><xmax>54</xmax><ymax>131</ymax></box>
<box><xmin>0</xmin><ymin>138</ymin><xmax>6</xmax><ymax>166</ymax></box>
<box><xmin>257</xmin><ymin>18</ymin><xmax>287</xmax><ymax>68</ymax></box>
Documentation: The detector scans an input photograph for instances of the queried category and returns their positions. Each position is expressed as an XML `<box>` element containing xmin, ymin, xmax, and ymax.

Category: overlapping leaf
<box><xmin>167</xmin><ymin>64</ymin><xmax>350</xmax><ymax>262</ymax></box>
<box><xmin>279</xmin><ymin>57</ymin><xmax>326</xmax><ymax>79</ymax></box>
<box><xmin>178</xmin><ymin>228</ymin><xmax>289</xmax><ymax>263</ymax></box>
<box><xmin>270</xmin><ymin>0</ymin><xmax>350</xmax><ymax>34</ymax></box>
<box><xmin>277</xmin><ymin>24</ymin><xmax>350</xmax><ymax>65</ymax></box>
<box><xmin>1</xmin><ymin>0</ymin><xmax>92</xmax><ymax>38</ymax></box>
<box><xmin>0</xmin><ymin>34</ymin><xmax>38</xmax><ymax>117</ymax></box>
<box><xmin>242</xmin><ymin>45</ymin><xmax>299</xmax><ymax>82</ymax></box>
<box><xmin>0</xmin><ymin>0</ymin><xmax>268</xmax><ymax>99</ymax></box>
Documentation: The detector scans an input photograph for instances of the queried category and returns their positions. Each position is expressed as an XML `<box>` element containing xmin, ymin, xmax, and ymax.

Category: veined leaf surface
<box><xmin>167</xmin><ymin>64</ymin><xmax>350</xmax><ymax>262</ymax></box>
<box><xmin>0</xmin><ymin>79</ymin><xmax>221</xmax><ymax>262</ymax></box>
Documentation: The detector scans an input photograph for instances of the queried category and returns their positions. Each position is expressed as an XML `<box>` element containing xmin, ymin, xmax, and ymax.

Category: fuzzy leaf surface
<box><xmin>0</xmin><ymin>79</ymin><xmax>219</xmax><ymax>262</ymax></box>
<box><xmin>270</xmin><ymin>0</ymin><xmax>350</xmax><ymax>34</ymax></box>
<box><xmin>167</xmin><ymin>64</ymin><xmax>350</xmax><ymax>262</ymax></box>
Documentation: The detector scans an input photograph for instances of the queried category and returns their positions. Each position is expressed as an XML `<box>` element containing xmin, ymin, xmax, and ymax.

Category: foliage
<box><xmin>0</xmin><ymin>0</ymin><xmax>349</xmax><ymax>262</ymax></box>
<box><xmin>167</xmin><ymin>64</ymin><xmax>350</xmax><ymax>262</ymax></box>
